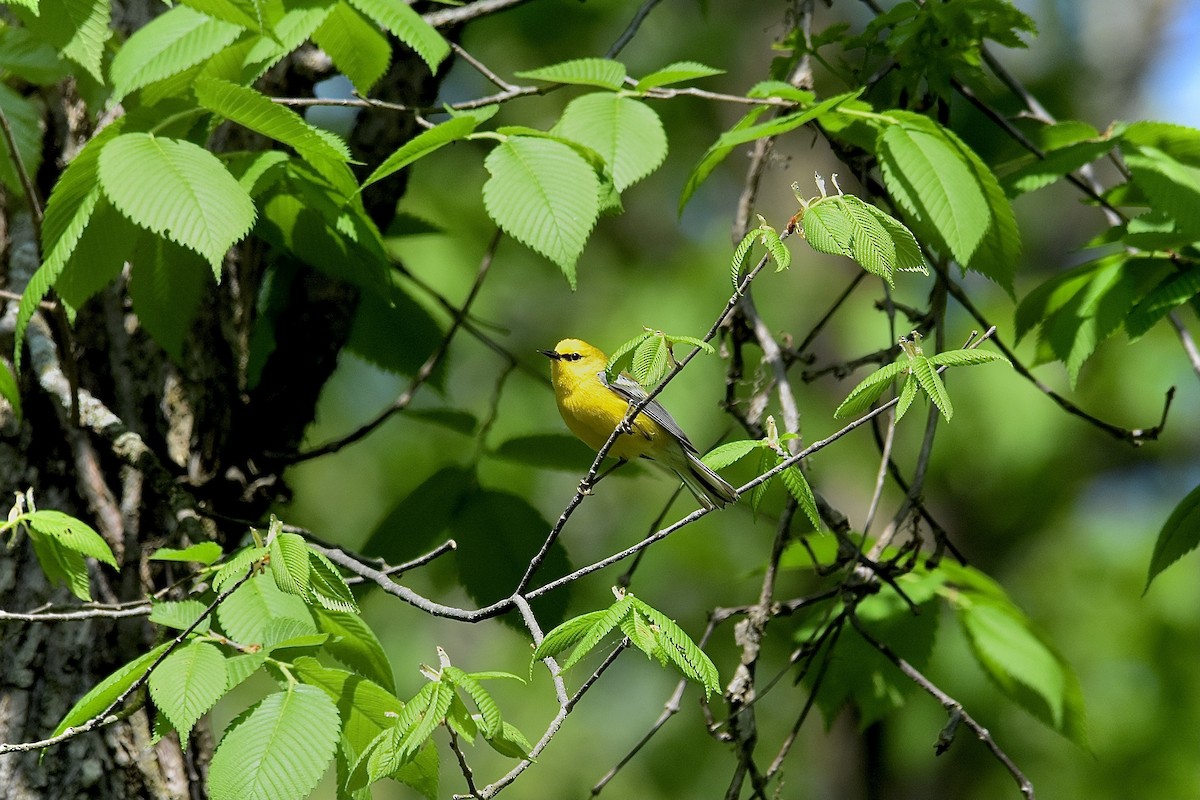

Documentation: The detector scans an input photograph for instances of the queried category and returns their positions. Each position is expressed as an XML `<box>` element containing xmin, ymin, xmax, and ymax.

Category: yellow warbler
<box><xmin>539</xmin><ymin>338</ymin><xmax>738</xmax><ymax>510</ymax></box>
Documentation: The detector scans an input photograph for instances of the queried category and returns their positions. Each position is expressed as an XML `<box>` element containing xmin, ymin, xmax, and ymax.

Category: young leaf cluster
<box><xmin>835</xmin><ymin>335</ymin><xmax>1010</xmax><ymax>421</ymax></box>
<box><xmin>604</xmin><ymin>329</ymin><xmax>715</xmax><ymax>388</ymax></box>
<box><xmin>534</xmin><ymin>592</ymin><xmax>721</xmax><ymax>698</ymax></box>
<box><xmin>3</xmin><ymin>491</ymin><xmax>118</xmax><ymax>601</ymax></box>
<box><xmin>731</xmin><ymin>216</ymin><xmax>791</xmax><ymax>288</ymax></box>
<box><xmin>702</xmin><ymin>417</ymin><xmax>821</xmax><ymax>530</ymax></box>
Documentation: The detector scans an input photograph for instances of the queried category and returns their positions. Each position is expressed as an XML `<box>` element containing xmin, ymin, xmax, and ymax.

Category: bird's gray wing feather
<box><xmin>599</xmin><ymin>371</ymin><xmax>699</xmax><ymax>453</ymax></box>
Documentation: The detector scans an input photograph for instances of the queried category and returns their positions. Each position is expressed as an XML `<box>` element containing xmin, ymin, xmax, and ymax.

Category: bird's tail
<box><xmin>666</xmin><ymin>447</ymin><xmax>739</xmax><ymax>511</ymax></box>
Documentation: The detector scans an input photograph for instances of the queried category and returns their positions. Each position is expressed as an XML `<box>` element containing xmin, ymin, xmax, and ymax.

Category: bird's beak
<box><xmin>537</xmin><ymin>348</ymin><xmax>561</xmax><ymax>360</ymax></box>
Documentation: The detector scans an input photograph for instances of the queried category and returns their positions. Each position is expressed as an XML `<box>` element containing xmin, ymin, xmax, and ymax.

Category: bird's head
<box><xmin>538</xmin><ymin>338</ymin><xmax>607</xmax><ymax>377</ymax></box>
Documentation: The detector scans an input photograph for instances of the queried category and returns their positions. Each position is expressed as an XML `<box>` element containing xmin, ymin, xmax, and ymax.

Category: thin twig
<box><xmin>606</xmin><ymin>0</ymin><xmax>664</xmax><ymax>58</ymax></box>
<box><xmin>1168</xmin><ymin>311</ymin><xmax>1200</xmax><ymax>380</ymax></box>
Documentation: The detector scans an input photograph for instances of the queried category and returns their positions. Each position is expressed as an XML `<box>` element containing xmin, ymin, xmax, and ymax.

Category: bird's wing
<box><xmin>599</xmin><ymin>371</ymin><xmax>700</xmax><ymax>453</ymax></box>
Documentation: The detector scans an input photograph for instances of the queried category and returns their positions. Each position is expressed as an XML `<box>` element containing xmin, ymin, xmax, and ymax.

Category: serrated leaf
<box><xmin>361</xmin><ymin>115</ymin><xmax>481</xmax><ymax>190</ymax></box>
<box><xmin>679</xmin><ymin>106</ymin><xmax>768</xmax><ymax>215</ymax></box>
<box><xmin>98</xmin><ymin>133</ymin><xmax>257</xmax><ymax>271</ymax></box>
<box><xmin>150</xmin><ymin>541</ymin><xmax>224</xmax><ymax>564</ymax></box>
<box><xmin>361</xmin><ymin>465</ymin><xmax>471</xmax><ymax>564</ymax></box>
<box><xmin>129</xmin><ymin>236</ymin><xmax>210</xmax><ymax>362</ymax></box>
<box><xmin>635</xmin><ymin>60</ymin><xmax>724</xmax><ymax>91</ymax></box>
<box><xmin>834</xmin><ymin>361</ymin><xmax>906</xmax><ymax>418</ymax></box>
<box><xmin>894</xmin><ymin>374</ymin><xmax>919</xmax><ymax>421</ymax></box>
<box><xmin>532</xmin><ymin>609</ymin><xmax>610</xmax><ymax>662</ymax></box>
<box><xmin>346</xmin><ymin>278</ymin><xmax>444</xmax><ymax>379</ymax></box>
<box><xmin>1145</xmin><ymin>482</ymin><xmax>1200</xmax><ymax>592</ymax></box>
<box><xmin>632</xmin><ymin>598</ymin><xmax>720</xmax><ymax>697</ymax></box>
<box><xmin>780</xmin><ymin>466</ymin><xmax>821</xmax><ymax>530</ymax></box>
<box><xmin>308</xmin><ymin>548</ymin><xmax>359</xmax><ymax>613</ymax></box>
<box><xmin>515</xmin><ymin>58</ymin><xmax>626</xmax><ymax>89</ymax></box>
<box><xmin>762</xmin><ymin>226</ymin><xmax>791</xmax><ymax>271</ymax></box>
<box><xmin>208</xmin><ymin>684</ymin><xmax>340</xmax><ymax>800</ymax></box>
<box><xmin>604</xmin><ymin>332</ymin><xmax>652</xmax><ymax>378</ymax></box>
<box><xmin>52</xmin><ymin>642</ymin><xmax>172</xmax><ymax>737</ymax></box>
<box><xmin>749</xmin><ymin>448</ymin><xmax>773</xmax><ymax>517</ymax></box>
<box><xmin>0</xmin><ymin>26</ymin><xmax>71</xmax><ymax>84</ymax></box>
<box><xmin>54</xmin><ymin>196</ymin><xmax>141</xmax><ymax>311</ymax></box>
<box><xmin>109</xmin><ymin>7</ymin><xmax>243</xmax><ymax>102</ymax></box>
<box><xmin>225</xmin><ymin>652</ymin><xmax>268</xmax><ymax>691</ymax></box>
<box><xmin>15</xmin><ymin>0</ymin><xmax>110</xmax><ymax>81</ymax></box>
<box><xmin>270</xmin><ymin>531</ymin><xmax>312</xmax><ymax>596</ymax></box>
<box><xmin>928</xmin><ymin>349</ymin><xmax>1010</xmax><ymax>368</ymax></box>
<box><xmin>313</xmin><ymin>1</ymin><xmax>390</xmax><ymax>95</ymax></box>
<box><xmin>347</xmin><ymin>0</ymin><xmax>448</xmax><ymax>72</ymax></box>
<box><xmin>620</xmin><ymin>612</ymin><xmax>661</xmax><ymax>661</ymax></box>
<box><xmin>26</xmin><ymin>509</ymin><xmax>117</xmax><ymax>567</ymax></box>
<box><xmin>1125</xmin><ymin>264</ymin><xmax>1200</xmax><ymax>340</ymax></box>
<box><xmin>212</xmin><ymin>545</ymin><xmax>268</xmax><ymax>592</ymax></box>
<box><xmin>909</xmin><ymin>356</ymin><xmax>952</xmax><ymax>421</ymax></box>
<box><xmin>556</xmin><ymin>596</ymin><xmax>634</xmax><ymax>674</ymax></box>
<box><xmin>194</xmin><ymin>77</ymin><xmax>352</xmax><ymax>167</ymax></box>
<box><xmin>241</xmin><ymin>0</ymin><xmax>333</xmax><ymax>80</ymax></box>
<box><xmin>701</xmin><ymin>439</ymin><xmax>759</xmax><ymax>470</ymax></box>
<box><xmin>312</xmin><ymin>608</ymin><xmax>395</xmax><ymax>693</ymax></box>
<box><xmin>150</xmin><ymin>599</ymin><xmax>212</xmax><ymax>632</ymax></box>
<box><xmin>555</xmin><ymin>94</ymin><xmax>666</xmax><ymax>191</ymax></box>
<box><xmin>28</xmin><ymin>529</ymin><xmax>92</xmax><ymax>601</ymax></box>
<box><xmin>1122</xmin><ymin>144</ymin><xmax>1200</xmax><ymax>239</ymax></box>
<box><xmin>442</xmin><ymin>667</ymin><xmax>502</xmax><ymax>739</ymax></box>
<box><xmin>632</xmin><ymin>336</ymin><xmax>669</xmax><ymax>385</ymax></box>
<box><xmin>216</xmin><ymin>572</ymin><xmax>315</xmax><ymax>645</ymax></box>
<box><xmin>1000</xmin><ymin>138</ymin><xmax>1113</xmax><ymax>197</ymax></box>
<box><xmin>860</xmin><ymin>202</ymin><xmax>928</xmax><ymax>273</ymax></box>
<box><xmin>482</xmin><ymin>136</ymin><xmax>599</xmax><ymax>287</ymax></box>
<box><xmin>730</xmin><ymin>228</ymin><xmax>759</xmax><ymax>288</ymax></box>
<box><xmin>179</xmin><ymin>0</ymin><xmax>263</xmax><ymax>30</ymax></box>
<box><xmin>149</xmin><ymin>640</ymin><xmax>228</xmax><ymax>745</ymax></box>
<box><xmin>841</xmin><ymin>196</ymin><xmax>897</xmax><ymax>284</ymax></box>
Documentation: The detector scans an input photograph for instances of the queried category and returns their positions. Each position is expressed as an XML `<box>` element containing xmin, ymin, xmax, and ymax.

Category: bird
<box><xmin>539</xmin><ymin>338</ymin><xmax>738</xmax><ymax>510</ymax></box>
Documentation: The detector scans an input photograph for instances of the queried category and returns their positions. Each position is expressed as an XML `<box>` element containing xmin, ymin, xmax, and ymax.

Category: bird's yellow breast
<box><xmin>551</xmin><ymin>361</ymin><xmax>664</xmax><ymax>461</ymax></box>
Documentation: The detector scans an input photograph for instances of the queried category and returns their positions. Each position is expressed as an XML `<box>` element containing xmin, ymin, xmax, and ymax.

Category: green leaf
<box><xmin>730</xmin><ymin>228</ymin><xmax>760</xmax><ymax>288</ymax></box>
<box><xmin>216</xmin><ymin>572</ymin><xmax>315</xmax><ymax>645</ymax></box>
<box><xmin>1145</xmin><ymin>482</ymin><xmax>1200</xmax><ymax>592</ymax></box>
<box><xmin>492</xmin><ymin>433</ymin><xmax>602</xmax><ymax>472</ymax></box>
<box><xmin>1000</xmin><ymin>138</ymin><xmax>1114</xmax><ymax>197</ymax></box>
<box><xmin>556</xmin><ymin>596</ymin><xmax>634</xmax><ymax>673</ymax></box>
<box><xmin>701</xmin><ymin>439</ymin><xmax>759</xmax><ymax>470</ymax></box>
<box><xmin>1122</xmin><ymin>121</ymin><xmax>1200</xmax><ymax>166</ymax></box>
<box><xmin>361</xmin><ymin>465</ymin><xmax>472</xmax><ymax>564</ymax></box>
<box><xmin>482</xmin><ymin>136</ymin><xmax>600</xmax><ymax>287</ymax></box>
<box><xmin>834</xmin><ymin>361</ymin><xmax>906</xmax><ymax>418</ymax></box>
<box><xmin>909</xmin><ymin>355</ymin><xmax>952</xmax><ymax>421</ymax></box>
<box><xmin>312</xmin><ymin>608</ymin><xmax>396</xmax><ymax>693</ymax></box>
<box><xmin>149</xmin><ymin>640</ymin><xmax>228</xmax><ymax>745</ymax></box>
<box><xmin>555</xmin><ymin>94</ymin><xmax>667</xmax><ymax>192</ymax></box>
<box><xmin>532</xmin><ymin>609</ymin><xmax>610</xmax><ymax>662</ymax></box>
<box><xmin>0</xmin><ymin>84</ymin><xmax>44</xmax><ymax>197</ymax></box>
<box><xmin>859</xmin><ymin>200</ymin><xmax>928</xmax><ymax>274</ymax></box>
<box><xmin>14</xmin><ymin>0</ymin><xmax>110</xmax><ymax>82</ymax></box>
<box><xmin>780</xmin><ymin>466</ymin><xmax>821</xmax><ymax>530</ymax></box>
<box><xmin>0</xmin><ymin>360</ymin><xmax>20</xmax><ymax>421</ymax></box>
<box><xmin>28</xmin><ymin>529</ymin><xmax>93</xmax><ymax>600</ymax></box>
<box><xmin>635</xmin><ymin>60</ymin><xmax>724</xmax><ymax>91</ymax></box>
<box><xmin>25</xmin><ymin>509</ymin><xmax>117</xmax><ymax>567</ymax></box>
<box><xmin>208</xmin><ymin>684</ymin><xmax>340</xmax><ymax>800</ymax></box>
<box><xmin>52</xmin><ymin>642</ymin><xmax>173</xmax><ymax>737</ymax></box>
<box><xmin>927</xmin><ymin>349</ymin><xmax>1010</xmax><ymax>367</ymax></box>
<box><xmin>958</xmin><ymin>599</ymin><xmax>1087</xmax><ymax>745</ymax></box>
<box><xmin>128</xmin><ymin>237</ymin><xmax>211</xmax><ymax>362</ymax></box>
<box><xmin>178</xmin><ymin>0</ymin><xmax>263</xmax><ymax>30</ymax></box>
<box><xmin>361</xmin><ymin>114</ymin><xmax>483</xmax><ymax>190</ymax></box>
<box><xmin>212</xmin><ymin>545</ymin><xmax>268</xmax><ymax>592</ymax></box>
<box><xmin>225</xmin><ymin>652</ymin><xmax>269</xmax><ymax>691</ymax></box>
<box><xmin>631</xmin><ymin>598</ymin><xmax>720</xmax><ymax>697</ymax></box>
<box><xmin>878</xmin><ymin>111</ymin><xmax>1019</xmax><ymax>291</ymax></box>
<box><xmin>307</xmin><ymin>548</ymin><xmax>359</xmax><ymax>613</ymax></box>
<box><xmin>895</xmin><ymin>374</ymin><xmax>919</xmax><ymax>421</ymax></box>
<box><xmin>346</xmin><ymin>0</ymin><xmax>449</xmax><ymax>72</ymax></box>
<box><xmin>631</xmin><ymin>335</ymin><xmax>669</xmax><ymax>386</ymax></box>
<box><xmin>241</xmin><ymin>0</ymin><xmax>333</xmax><ymax>81</ymax></box>
<box><xmin>98</xmin><ymin>133</ymin><xmax>257</xmax><ymax>271</ymax></box>
<box><xmin>109</xmin><ymin>6</ymin><xmax>243</xmax><ymax>102</ymax></box>
<box><xmin>150</xmin><ymin>541</ymin><xmax>224</xmax><ymax>564</ymax></box>
<box><xmin>484</xmin><ymin>720</ymin><xmax>533</xmax><ymax>760</ymax></box>
<box><xmin>312</xmin><ymin>2</ymin><xmax>391</xmax><ymax>95</ymax></box>
<box><xmin>0</xmin><ymin>26</ymin><xmax>71</xmax><ymax>84</ymax></box>
<box><xmin>270</xmin><ymin>531</ymin><xmax>312</xmax><ymax>597</ymax></box>
<box><xmin>150</xmin><ymin>599</ymin><xmax>212</xmax><ymax>632</ymax></box>
<box><xmin>442</xmin><ymin>667</ymin><xmax>502</xmax><ymax>739</ymax></box>
<box><xmin>1125</xmin><ymin>263</ymin><xmax>1200</xmax><ymax>340</ymax></box>
<box><xmin>1121</xmin><ymin>144</ymin><xmax>1200</xmax><ymax>239</ymax></box>
<box><xmin>14</xmin><ymin>122</ymin><xmax>125</xmax><ymax>369</ymax></box>
<box><xmin>515</xmin><ymin>58</ymin><xmax>626</xmax><ymax>89</ymax></box>
<box><xmin>53</xmin><ymin>196</ymin><xmax>142</xmax><ymax>311</ymax></box>
<box><xmin>345</xmin><ymin>278</ymin><xmax>444</xmax><ymax>379</ymax></box>
<box><xmin>194</xmin><ymin>77</ymin><xmax>353</xmax><ymax>167</ymax></box>
<box><xmin>679</xmin><ymin>106</ymin><xmax>769</xmax><ymax>215</ymax></box>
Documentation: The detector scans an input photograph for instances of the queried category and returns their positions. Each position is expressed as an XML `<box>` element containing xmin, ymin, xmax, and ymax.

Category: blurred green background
<box><xmin>221</xmin><ymin>1</ymin><xmax>1200</xmax><ymax>797</ymax></box>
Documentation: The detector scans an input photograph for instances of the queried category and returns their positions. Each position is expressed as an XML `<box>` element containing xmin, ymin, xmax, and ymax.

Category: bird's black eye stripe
<box><xmin>563</xmin><ymin>352</ymin><xmax>582</xmax><ymax>361</ymax></box>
